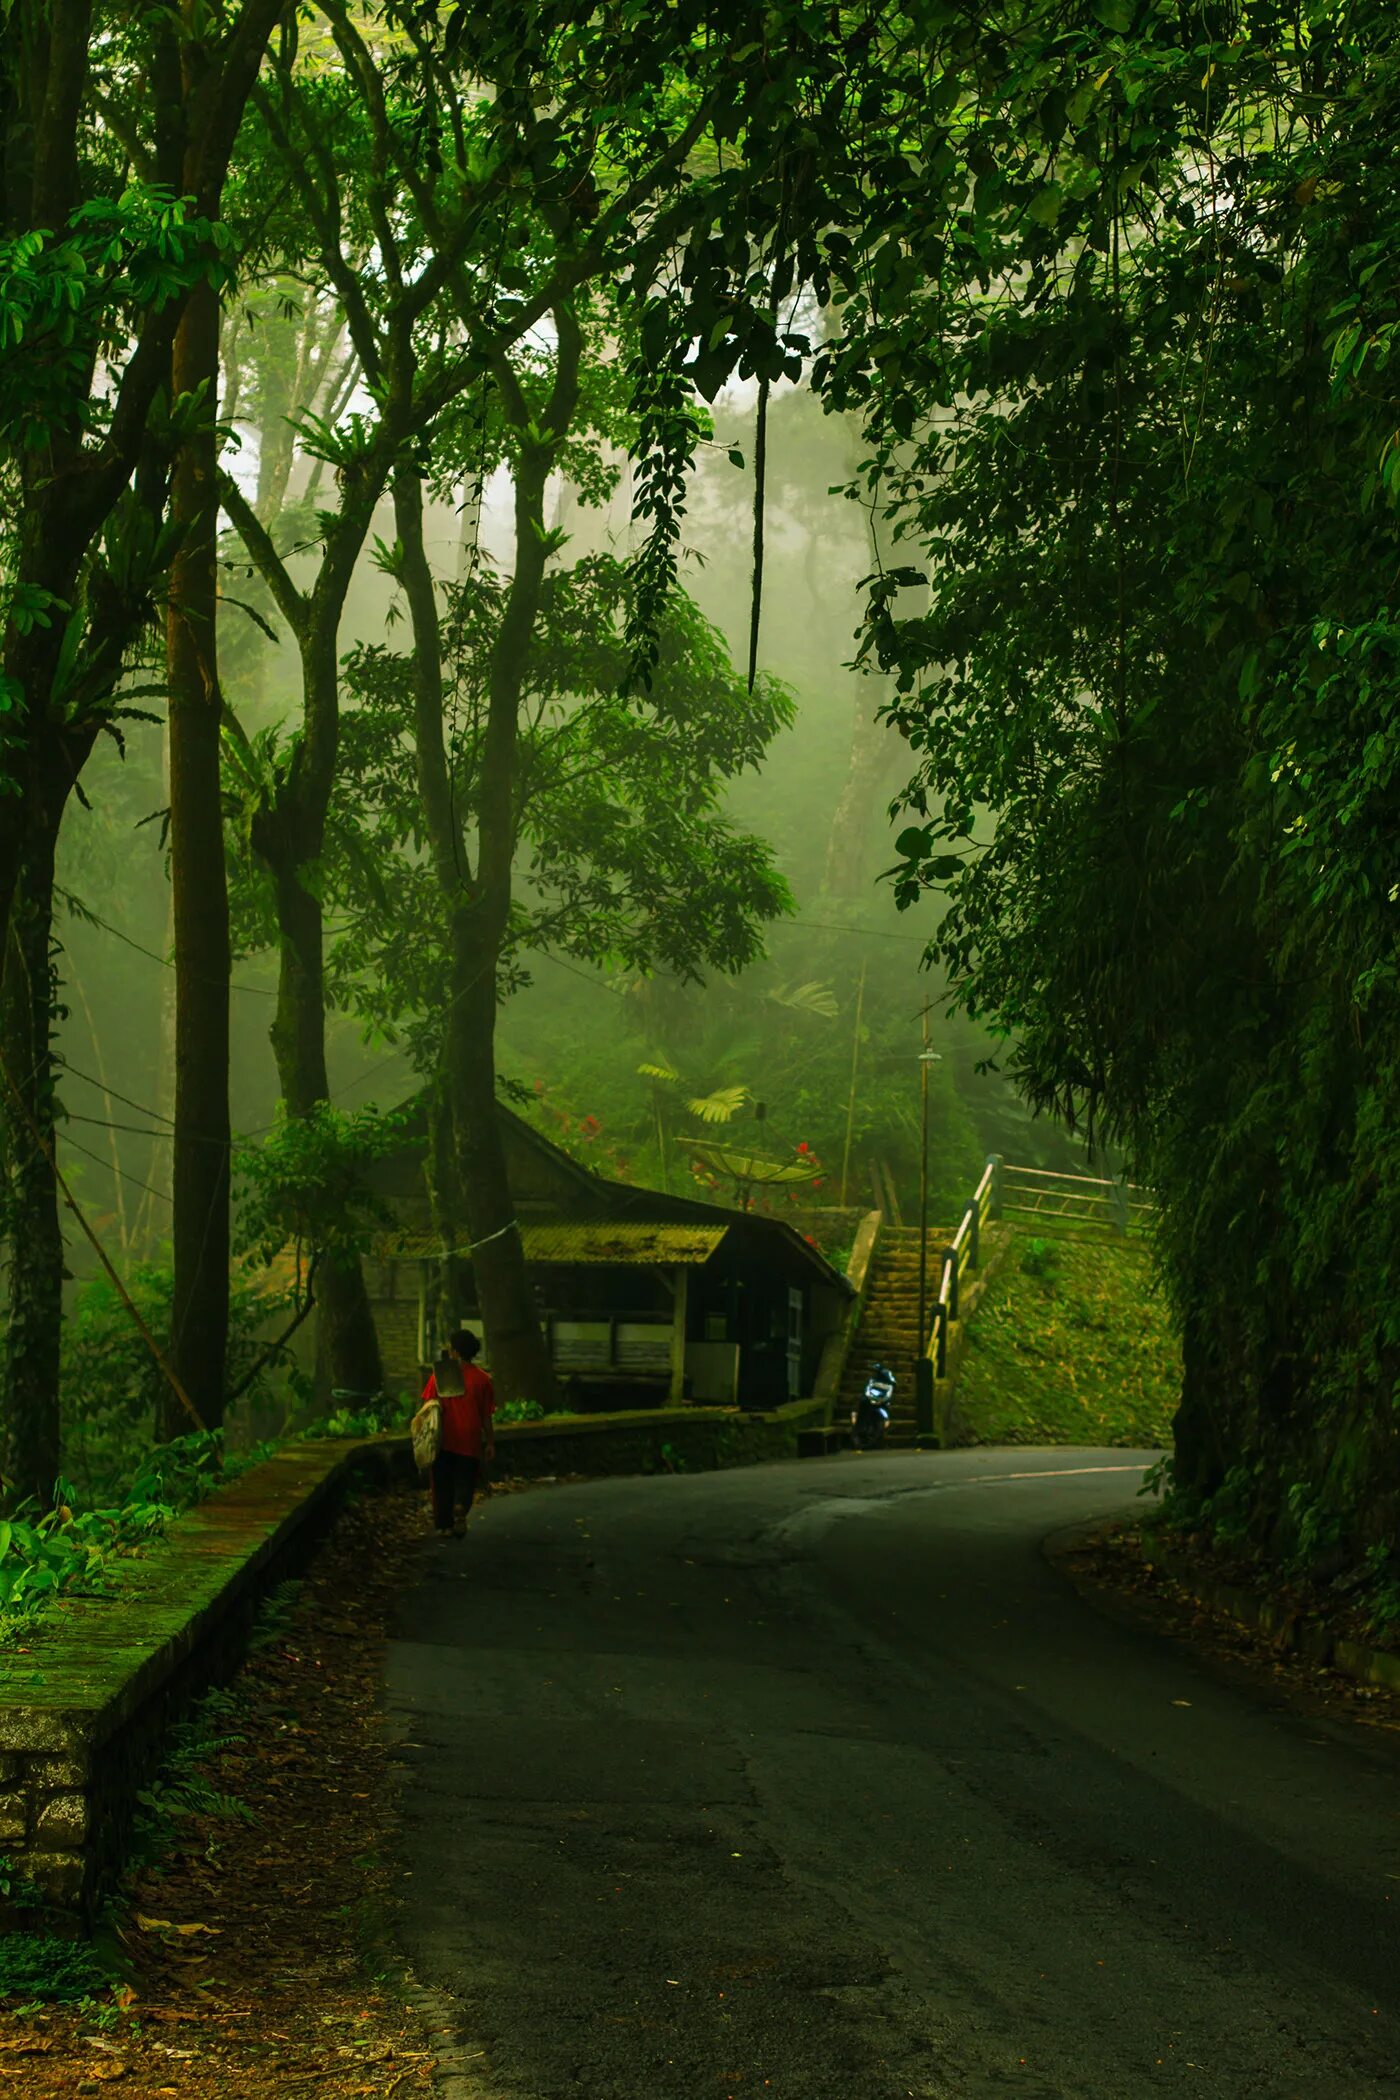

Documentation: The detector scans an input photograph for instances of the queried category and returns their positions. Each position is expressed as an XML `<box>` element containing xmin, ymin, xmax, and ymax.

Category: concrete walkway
<box><xmin>387</xmin><ymin>1449</ymin><xmax>1400</xmax><ymax>2099</ymax></box>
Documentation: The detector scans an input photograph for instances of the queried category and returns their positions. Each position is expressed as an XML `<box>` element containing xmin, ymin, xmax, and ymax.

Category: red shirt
<box><xmin>422</xmin><ymin>1363</ymin><xmax>496</xmax><ymax>1458</ymax></box>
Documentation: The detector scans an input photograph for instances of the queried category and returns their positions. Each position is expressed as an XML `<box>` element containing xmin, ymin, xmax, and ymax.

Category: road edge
<box><xmin>1043</xmin><ymin>1518</ymin><xmax>1400</xmax><ymax>1695</ymax></box>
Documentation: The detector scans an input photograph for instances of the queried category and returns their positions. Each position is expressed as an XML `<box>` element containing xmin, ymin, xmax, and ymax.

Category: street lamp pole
<box><xmin>915</xmin><ymin>1017</ymin><xmax>942</xmax><ymax>1442</ymax></box>
<box><xmin>918</xmin><ymin>1007</ymin><xmax>931</xmax><ymax>1355</ymax></box>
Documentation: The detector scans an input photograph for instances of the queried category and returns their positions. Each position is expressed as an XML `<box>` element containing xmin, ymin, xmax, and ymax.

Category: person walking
<box><xmin>419</xmin><ymin>1329</ymin><xmax>497</xmax><ymax>1539</ymax></box>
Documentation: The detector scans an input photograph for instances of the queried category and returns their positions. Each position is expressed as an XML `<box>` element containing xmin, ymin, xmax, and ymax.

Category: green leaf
<box><xmin>1027</xmin><ymin>184</ymin><xmax>1065</xmax><ymax>228</ymax></box>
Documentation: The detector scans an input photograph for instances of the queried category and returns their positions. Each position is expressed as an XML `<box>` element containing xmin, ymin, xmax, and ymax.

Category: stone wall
<box><xmin>0</xmin><ymin>1439</ymin><xmax>412</xmax><ymax>1930</ymax></box>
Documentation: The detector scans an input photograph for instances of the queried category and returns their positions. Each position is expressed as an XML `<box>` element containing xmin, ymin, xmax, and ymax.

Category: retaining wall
<box><xmin>0</xmin><ymin>1437</ymin><xmax>412</xmax><ymax>1929</ymax></box>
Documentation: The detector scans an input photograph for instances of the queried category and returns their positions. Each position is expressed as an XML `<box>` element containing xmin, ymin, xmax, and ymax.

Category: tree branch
<box><xmin>218</xmin><ymin>469</ymin><xmax>309</xmax><ymax>639</ymax></box>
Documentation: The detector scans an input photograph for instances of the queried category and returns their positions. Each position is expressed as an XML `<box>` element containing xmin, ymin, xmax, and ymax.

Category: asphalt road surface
<box><xmin>386</xmin><ymin>1448</ymin><xmax>1400</xmax><ymax>2099</ymax></box>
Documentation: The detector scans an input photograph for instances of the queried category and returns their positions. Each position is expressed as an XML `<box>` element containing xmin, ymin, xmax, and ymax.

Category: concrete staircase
<box><xmin>837</xmin><ymin>1225</ymin><xmax>948</xmax><ymax>1442</ymax></box>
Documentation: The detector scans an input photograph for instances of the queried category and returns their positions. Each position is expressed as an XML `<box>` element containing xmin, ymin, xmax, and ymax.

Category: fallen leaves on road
<box><xmin>1059</xmin><ymin>1523</ymin><xmax>1400</xmax><ymax>1730</ymax></box>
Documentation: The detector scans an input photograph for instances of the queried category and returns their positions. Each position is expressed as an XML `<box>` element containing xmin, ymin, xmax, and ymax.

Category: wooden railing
<box><xmin>999</xmin><ymin>1162</ymin><xmax>1155</xmax><ymax>1237</ymax></box>
<box><xmin>923</xmin><ymin>1155</ymin><xmax>999</xmax><ymax>1383</ymax></box>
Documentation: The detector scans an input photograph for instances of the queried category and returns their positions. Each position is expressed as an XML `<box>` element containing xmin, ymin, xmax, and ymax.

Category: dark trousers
<box><xmin>430</xmin><ymin>1451</ymin><xmax>480</xmax><ymax>1532</ymax></box>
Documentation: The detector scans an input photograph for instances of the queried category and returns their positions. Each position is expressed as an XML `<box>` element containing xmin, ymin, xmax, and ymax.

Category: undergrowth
<box><xmin>956</xmin><ymin>1232</ymin><xmax>1180</xmax><ymax>1448</ymax></box>
<box><xmin>0</xmin><ymin>1429</ymin><xmax>278</xmax><ymax>1652</ymax></box>
<box><xmin>0</xmin><ymin>1932</ymin><xmax>108</xmax><ymax>2006</ymax></box>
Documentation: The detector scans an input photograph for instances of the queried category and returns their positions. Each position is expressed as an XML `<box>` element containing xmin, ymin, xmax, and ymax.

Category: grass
<box><xmin>956</xmin><ymin>1231</ymin><xmax>1180</xmax><ymax>1448</ymax></box>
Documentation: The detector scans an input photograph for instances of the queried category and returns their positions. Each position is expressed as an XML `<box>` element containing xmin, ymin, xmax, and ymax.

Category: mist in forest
<box><xmin>52</xmin><ymin>352</ymin><xmax>1085</xmax><ymax>1303</ymax></box>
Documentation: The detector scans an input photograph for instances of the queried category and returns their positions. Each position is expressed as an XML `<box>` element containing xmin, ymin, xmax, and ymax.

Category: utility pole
<box><xmin>915</xmin><ymin>1005</ymin><xmax>942</xmax><ymax>1441</ymax></box>
<box><xmin>838</xmin><ymin>956</ymin><xmax>867</xmax><ymax>1208</ymax></box>
<box><xmin>918</xmin><ymin>1005</ymin><xmax>931</xmax><ymax>1354</ymax></box>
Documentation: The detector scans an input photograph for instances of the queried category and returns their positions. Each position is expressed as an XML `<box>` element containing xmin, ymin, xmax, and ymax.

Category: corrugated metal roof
<box><xmin>374</xmin><ymin>1220</ymin><xmax>729</xmax><ymax>1266</ymax></box>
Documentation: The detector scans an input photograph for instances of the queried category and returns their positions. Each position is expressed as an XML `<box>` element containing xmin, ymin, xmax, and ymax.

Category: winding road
<box><xmin>386</xmin><ymin>1448</ymin><xmax>1400</xmax><ymax>2099</ymax></box>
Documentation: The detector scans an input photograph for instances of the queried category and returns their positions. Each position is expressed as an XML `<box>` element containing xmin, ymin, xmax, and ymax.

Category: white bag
<box><xmin>410</xmin><ymin>1397</ymin><xmax>442</xmax><ymax>1472</ymax></box>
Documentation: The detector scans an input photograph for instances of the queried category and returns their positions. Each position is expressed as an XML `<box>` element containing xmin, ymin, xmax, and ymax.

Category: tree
<box><xmin>333</xmin><ymin>521</ymin><xmax>794</xmax><ymax>1397</ymax></box>
<box><xmin>834</xmin><ymin>3</ymin><xmax>1400</xmax><ymax>1571</ymax></box>
<box><xmin>0</xmin><ymin>0</ymin><xmax>285</xmax><ymax>1492</ymax></box>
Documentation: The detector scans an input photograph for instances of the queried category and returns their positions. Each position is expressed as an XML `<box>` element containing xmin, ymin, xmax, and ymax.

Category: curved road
<box><xmin>387</xmin><ymin>1449</ymin><xmax>1400</xmax><ymax>2099</ymax></box>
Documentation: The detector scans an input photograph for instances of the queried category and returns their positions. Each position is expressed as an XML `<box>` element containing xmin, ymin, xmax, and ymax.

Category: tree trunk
<box><xmin>392</xmin><ymin>458</ymin><xmax>559</xmax><ymax>1410</ymax></box>
<box><xmin>444</xmin><ymin>913</ymin><xmax>554</xmax><ymax>1406</ymax></box>
<box><xmin>165</xmin><ymin>273</ymin><xmax>229</xmax><ymax>1439</ymax></box>
<box><xmin>0</xmin><ymin>795</ymin><xmax>66</xmax><ymax>1507</ymax></box>
<box><xmin>425</xmin><ymin>1063</ymin><xmax>472</xmax><ymax>1347</ymax></box>
<box><xmin>263</xmin><ymin>836</ymin><xmax>384</xmax><ymax>1396</ymax></box>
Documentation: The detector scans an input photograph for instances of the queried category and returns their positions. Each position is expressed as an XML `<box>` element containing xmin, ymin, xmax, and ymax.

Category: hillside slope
<box><xmin>954</xmin><ymin>1234</ymin><xmax>1179</xmax><ymax>1448</ymax></box>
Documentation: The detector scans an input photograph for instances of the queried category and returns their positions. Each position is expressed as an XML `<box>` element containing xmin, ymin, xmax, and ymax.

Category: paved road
<box><xmin>386</xmin><ymin>1449</ymin><xmax>1400</xmax><ymax>2099</ymax></box>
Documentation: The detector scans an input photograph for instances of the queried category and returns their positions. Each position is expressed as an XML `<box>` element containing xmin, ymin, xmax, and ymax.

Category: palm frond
<box><xmin>685</xmin><ymin>1084</ymin><xmax>752</xmax><ymax>1124</ymax></box>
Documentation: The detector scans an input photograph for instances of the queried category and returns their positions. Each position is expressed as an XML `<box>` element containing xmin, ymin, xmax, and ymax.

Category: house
<box><xmin>360</xmin><ymin>1098</ymin><xmax>853</xmax><ymax>1409</ymax></box>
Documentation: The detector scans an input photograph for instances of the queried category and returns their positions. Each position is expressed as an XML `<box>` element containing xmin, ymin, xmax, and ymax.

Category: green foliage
<box><xmin>495</xmin><ymin>1398</ymin><xmax>547</xmax><ymax>1425</ymax></box>
<box><xmin>60</xmin><ymin>1266</ymin><xmax>301</xmax><ymax>1504</ymax></box>
<box><xmin>303</xmin><ymin>1392</ymin><xmax>406</xmax><ymax>1439</ymax></box>
<box><xmin>124</xmin><ymin>1429</ymin><xmax>278</xmax><ymax>1510</ymax></box>
<box><xmin>0</xmin><ymin>1495</ymin><xmax>171</xmax><ymax>1646</ymax></box>
<box><xmin>0</xmin><ymin>1931</ymin><xmax>106</xmax><ymax>2000</ymax></box>
<box><xmin>327</xmin><ymin>552</ymin><xmax>795</xmax><ymax>1075</ymax></box>
<box><xmin>234</xmin><ymin>1102</ymin><xmax>405</xmax><ymax>1272</ymax></box>
<box><xmin>826</xmin><ymin>0</ymin><xmax>1400</xmax><ymax>1569</ymax></box>
<box><xmin>1017</xmin><ymin>1237</ymin><xmax>1062</xmax><ymax>1285</ymax></box>
<box><xmin>0</xmin><ymin>1858</ymin><xmax>45</xmax><ymax>1911</ymax></box>
<box><xmin>131</xmin><ymin>1684</ymin><xmax>253</xmax><ymax>1872</ymax></box>
<box><xmin>0</xmin><ymin>1429</ymin><xmax>281</xmax><ymax>1651</ymax></box>
<box><xmin>0</xmin><ymin>188</ymin><xmax>218</xmax><ymax>453</ymax></box>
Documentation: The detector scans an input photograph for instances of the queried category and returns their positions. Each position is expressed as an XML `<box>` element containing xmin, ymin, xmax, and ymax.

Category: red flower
<box><xmin>796</xmin><ymin>1141</ymin><xmax>809</xmax><ymax>1153</ymax></box>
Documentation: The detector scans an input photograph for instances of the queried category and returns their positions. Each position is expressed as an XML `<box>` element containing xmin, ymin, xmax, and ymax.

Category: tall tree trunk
<box><xmin>165</xmin><ymin>272</ymin><xmax>229</xmax><ymax>1438</ymax></box>
<box><xmin>222</xmin><ymin>427</ymin><xmax>399</xmax><ymax>1405</ymax></box>
<box><xmin>262</xmin><ymin>831</ymin><xmax>384</xmax><ymax>1395</ymax></box>
<box><xmin>441</xmin><ymin>911</ymin><xmax>554</xmax><ymax>1404</ymax></box>
<box><xmin>393</xmin><ymin>458</ymin><xmax>559</xmax><ymax>1409</ymax></box>
<box><xmin>0</xmin><ymin>793</ymin><xmax>66</xmax><ymax>1506</ymax></box>
<box><xmin>425</xmin><ymin>1063</ymin><xmax>472</xmax><ymax>1345</ymax></box>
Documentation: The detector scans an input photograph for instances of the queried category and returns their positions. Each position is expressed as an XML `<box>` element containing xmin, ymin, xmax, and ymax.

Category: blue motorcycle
<box><xmin>853</xmin><ymin>1363</ymin><xmax>895</xmax><ymax>1449</ymax></box>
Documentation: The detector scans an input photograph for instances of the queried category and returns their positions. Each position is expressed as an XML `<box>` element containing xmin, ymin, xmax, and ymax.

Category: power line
<box><xmin>59</xmin><ymin>1128</ymin><xmax>173</xmax><ymax>1205</ymax></box>
<box><xmin>63</xmin><ymin>897</ymin><xmax>280</xmax><ymax>997</ymax></box>
<box><xmin>58</xmin><ymin>1060</ymin><xmax>176</xmax><ymax>1128</ymax></box>
<box><xmin>789</xmin><ymin>913</ymin><xmax>928</xmax><ymax>943</ymax></box>
<box><xmin>67</xmin><ymin>1111</ymin><xmax>174</xmax><ymax>1142</ymax></box>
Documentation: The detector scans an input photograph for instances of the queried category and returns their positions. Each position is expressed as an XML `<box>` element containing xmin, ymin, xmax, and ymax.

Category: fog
<box><xmin>51</xmin><ymin>362</ymin><xmax>1086</xmax><ymax>1289</ymax></box>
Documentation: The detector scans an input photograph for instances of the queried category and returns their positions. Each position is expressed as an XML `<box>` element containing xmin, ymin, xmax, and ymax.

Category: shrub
<box><xmin>61</xmin><ymin>1264</ymin><xmax>303</xmax><ymax>1503</ymax></box>
<box><xmin>495</xmin><ymin>1398</ymin><xmax>547</xmax><ymax>1425</ymax></box>
<box><xmin>1018</xmin><ymin>1236</ymin><xmax>1063</xmax><ymax>1285</ymax></box>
